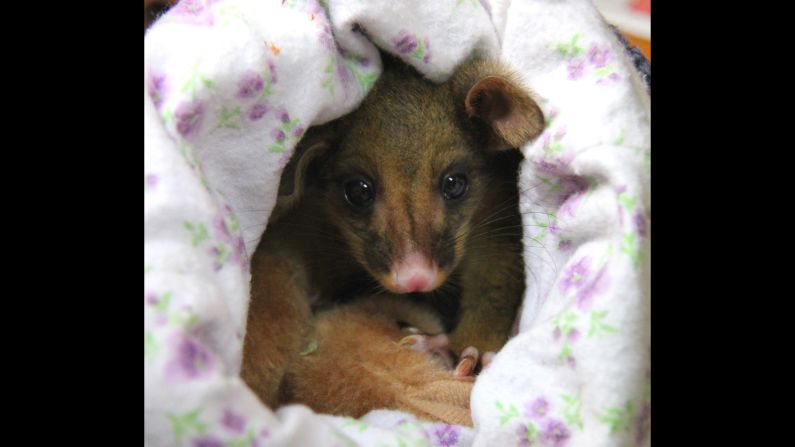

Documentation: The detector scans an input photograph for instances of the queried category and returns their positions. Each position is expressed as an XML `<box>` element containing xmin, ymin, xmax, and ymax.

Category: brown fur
<box><xmin>280</xmin><ymin>296</ymin><xmax>474</xmax><ymax>426</ymax></box>
<box><xmin>242</xmin><ymin>55</ymin><xmax>544</xmax><ymax>419</ymax></box>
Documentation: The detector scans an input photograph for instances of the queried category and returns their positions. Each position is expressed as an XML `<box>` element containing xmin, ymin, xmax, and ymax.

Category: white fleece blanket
<box><xmin>144</xmin><ymin>1</ymin><xmax>651</xmax><ymax>446</ymax></box>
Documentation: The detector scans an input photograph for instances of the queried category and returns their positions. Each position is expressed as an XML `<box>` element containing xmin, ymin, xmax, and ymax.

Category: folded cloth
<box><xmin>144</xmin><ymin>1</ymin><xmax>650</xmax><ymax>446</ymax></box>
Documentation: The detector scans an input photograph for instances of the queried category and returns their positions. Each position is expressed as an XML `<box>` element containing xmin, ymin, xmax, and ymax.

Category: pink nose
<box><xmin>391</xmin><ymin>252</ymin><xmax>438</xmax><ymax>293</ymax></box>
<box><xmin>403</xmin><ymin>274</ymin><xmax>433</xmax><ymax>292</ymax></box>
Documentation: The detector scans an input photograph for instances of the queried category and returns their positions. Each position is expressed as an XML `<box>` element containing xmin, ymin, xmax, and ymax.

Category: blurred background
<box><xmin>592</xmin><ymin>0</ymin><xmax>650</xmax><ymax>59</ymax></box>
<box><xmin>144</xmin><ymin>0</ymin><xmax>650</xmax><ymax>59</ymax></box>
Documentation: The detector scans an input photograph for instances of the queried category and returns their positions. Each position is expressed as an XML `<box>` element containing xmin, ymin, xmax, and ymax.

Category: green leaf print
<box><xmin>215</xmin><ymin>106</ymin><xmax>242</xmax><ymax>130</ymax></box>
<box><xmin>495</xmin><ymin>400</ymin><xmax>519</xmax><ymax>426</ymax></box>
<box><xmin>556</xmin><ymin>34</ymin><xmax>583</xmax><ymax>58</ymax></box>
<box><xmin>342</xmin><ymin>417</ymin><xmax>369</xmax><ymax>433</ymax></box>
<box><xmin>225</xmin><ymin>429</ymin><xmax>255</xmax><ymax>447</ymax></box>
<box><xmin>144</xmin><ymin>331</ymin><xmax>159</xmax><ymax>363</ymax></box>
<box><xmin>621</xmin><ymin>232</ymin><xmax>641</xmax><ymax>267</ymax></box>
<box><xmin>184</xmin><ymin>221</ymin><xmax>209</xmax><ymax>246</ymax></box>
<box><xmin>598</xmin><ymin>401</ymin><xmax>634</xmax><ymax>435</ymax></box>
<box><xmin>588</xmin><ymin>310</ymin><xmax>618</xmax><ymax>338</ymax></box>
<box><xmin>561</xmin><ymin>391</ymin><xmax>584</xmax><ymax>430</ymax></box>
<box><xmin>166</xmin><ymin>408</ymin><xmax>207</xmax><ymax>442</ymax></box>
<box><xmin>154</xmin><ymin>291</ymin><xmax>172</xmax><ymax>313</ymax></box>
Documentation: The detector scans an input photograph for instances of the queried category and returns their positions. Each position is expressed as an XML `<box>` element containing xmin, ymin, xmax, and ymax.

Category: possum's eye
<box><xmin>344</xmin><ymin>178</ymin><xmax>375</xmax><ymax>208</ymax></box>
<box><xmin>441</xmin><ymin>173</ymin><xmax>469</xmax><ymax>201</ymax></box>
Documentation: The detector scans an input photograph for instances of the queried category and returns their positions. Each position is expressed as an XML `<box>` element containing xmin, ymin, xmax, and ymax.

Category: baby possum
<box><xmin>241</xmin><ymin>54</ymin><xmax>545</xmax><ymax>414</ymax></box>
<box><xmin>280</xmin><ymin>295</ymin><xmax>476</xmax><ymax>426</ymax></box>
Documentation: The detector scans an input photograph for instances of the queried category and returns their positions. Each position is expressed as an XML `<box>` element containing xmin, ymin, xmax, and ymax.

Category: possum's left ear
<box><xmin>454</xmin><ymin>60</ymin><xmax>545</xmax><ymax>151</ymax></box>
<box><xmin>271</xmin><ymin>124</ymin><xmax>336</xmax><ymax>222</ymax></box>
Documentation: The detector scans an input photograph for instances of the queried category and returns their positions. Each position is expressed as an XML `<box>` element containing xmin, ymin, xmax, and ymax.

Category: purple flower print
<box><xmin>587</xmin><ymin>43</ymin><xmax>611</xmax><ymax>68</ymax></box>
<box><xmin>319</xmin><ymin>24</ymin><xmax>335</xmax><ymax>51</ymax></box>
<box><xmin>515</xmin><ymin>423</ymin><xmax>534</xmax><ymax>447</ymax></box>
<box><xmin>597</xmin><ymin>72</ymin><xmax>621</xmax><ymax>85</ymax></box>
<box><xmin>534</xmin><ymin>157</ymin><xmax>570</xmax><ymax>176</ymax></box>
<box><xmin>558</xmin><ymin>240</ymin><xmax>573</xmax><ymax>251</ymax></box>
<box><xmin>175</xmin><ymin>101</ymin><xmax>205</xmax><ymax>138</ymax></box>
<box><xmin>423</xmin><ymin>38</ymin><xmax>432</xmax><ymax>63</ymax></box>
<box><xmin>231</xmin><ymin>236</ymin><xmax>247</xmax><ymax>271</ymax></box>
<box><xmin>560</xmin><ymin>256</ymin><xmax>592</xmax><ymax>294</ymax></box>
<box><xmin>567</xmin><ymin>58</ymin><xmax>585</xmax><ymax>80</ymax></box>
<box><xmin>146</xmin><ymin>174</ymin><xmax>159</xmax><ymax>189</ymax></box>
<box><xmin>575</xmin><ymin>264</ymin><xmax>610</xmax><ymax>311</ymax></box>
<box><xmin>525</xmin><ymin>397</ymin><xmax>550</xmax><ymax>420</ymax></box>
<box><xmin>210</xmin><ymin>246</ymin><xmax>229</xmax><ymax>268</ymax></box>
<box><xmin>171</xmin><ymin>0</ymin><xmax>215</xmax><ymax>26</ymax></box>
<box><xmin>566</xmin><ymin>356</ymin><xmax>576</xmax><ymax>368</ymax></box>
<box><xmin>549</xmin><ymin>220</ymin><xmax>560</xmax><ymax>234</ymax></box>
<box><xmin>567</xmin><ymin>328</ymin><xmax>581</xmax><ymax>343</ymax></box>
<box><xmin>237</xmin><ymin>71</ymin><xmax>263</xmax><ymax>99</ymax></box>
<box><xmin>276</xmin><ymin>108</ymin><xmax>290</xmax><ymax>124</ymax></box>
<box><xmin>146</xmin><ymin>292</ymin><xmax>159</xmax><ymax>305</ymax></box>
<box><xmin>318</xmin><ymin>23</ymin><xmax>336</xmax><ymax>51</ymax></box>
<box><xmin>169</xmin><ymin>334</ymin><xmax>214</xmax><ymax>380</ymax></box>
<box><xmin>559</xmin><ymin>175</ymin><xmax>587</xmax><ymax>197</ymax></box>
<box><xmin>394</xmin><ymin>31</ymin><xmax>418</xmax><ymax>55</ymax></box>
<box><xmin>336</xmin><ymin>58</ymin><xmax>353</xmax><ymax>90</ymax></box>
<box><xmin>213</xmin><ymin>215</ymin><xmax>230</xmax><ymax>239</ymax></box>
<box><xmin>553</xmin><ymin>327</ymin><xmax>561</xmax><ymax>341</ymax></box>
<box><xmin>192</xmin><ymin>435</ymin><xmax>223</xmax><ymax>447</ymax></box>
<box><xmin>633</xmin><ymin>212</ymin><xmax>647</xmax><ymax>237</ymax></box>
<box><xmin>271</xmin><ymin>128</ymin><xmax>286</xmax><ymax>142</ymax></box>
<box><xmin>560</xmin><ymin>191</ymin><xmax>585</xmax><ymax>216</ymax></box>
<box><xmin>635</xmin><ymin>403</ymin><xmax>651</xmax><ymax>445</ymax></box>
<box><xmin>248</xmin><ymin>102</ymin><xmax>269</xmax><ymax>121</ymax></box>
<box><xmin>148</xmin><ymin>74</ymin><xmax>167</xmax><ymax>108</ymax></box>
<box><xmin>432</xmin><ymin>424</ymin><xmax>460</xmax><ymax>447</ymax></box>
<box><xmin>304</xmin><ymin>0</ymin><xmax>325</xmax><ymax>19</ymax></box>
<box><xmin>292</xmin><ymin>126</ymin><xmax>305</xmax><ymax>138</ymax></box>
<box><xmin>542</xmin><ymin>133</ymin><xmax>552</xmax><ymax>150</ymax></box>
<box><xmin>221</xmin><ymin>408</ymin><xmax>246</xmax><ymax>434</ymax></box>
<box><xmin>268</xmin><ymin>60</ymin><xmax>278</xmax><ymax>84</ymax></box>
<box><xmin>542</xmin><ymin>419</ymin><xmax>571</xmax><ymax>447</ymax></box>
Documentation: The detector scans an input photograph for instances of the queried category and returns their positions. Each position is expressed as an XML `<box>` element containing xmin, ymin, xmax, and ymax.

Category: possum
<box><xmin>241</xmin><ymin>54</ymin><xmax>545</xmax><ymax>421</ymax></box>
<box><xmin>279</xmin><ymin>294</ymin><xmax>476</xmax><ymax>426</ymax></box>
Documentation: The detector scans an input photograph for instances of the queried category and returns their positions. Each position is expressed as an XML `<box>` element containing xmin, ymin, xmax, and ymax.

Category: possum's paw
<box><xmin>453</xmin><ymin>346</ymin><xmax>479</xmax><ymax>377</ymax></box>
<box><xmin>453</xmin><ymin>347</ymin><xmax>497</xmax><ymax>377</ymax></box>
<box><xmin>399</xmin><ymin>333</ymin><xmax>455</xmax><ymax>370</ymax></box>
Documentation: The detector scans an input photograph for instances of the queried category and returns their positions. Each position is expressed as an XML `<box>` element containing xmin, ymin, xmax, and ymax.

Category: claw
<box><xmin>399</xmin><ymin>334</ymin><xmax>426</xmax><ymax>349</ymax></box>
<box><xmin>454</xmin><ymin>346</ymin><xmax>479</xmax><ymax>378</ymax></box>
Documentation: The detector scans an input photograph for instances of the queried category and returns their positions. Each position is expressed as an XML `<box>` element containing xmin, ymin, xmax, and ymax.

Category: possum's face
<box><xmin>293</xmin><ymin>59</ymin><xmax>544</xmax><ymax>294</ymax></box>
<box><xmin>325</xmin><ymin>100</ymin><xmax>488</xmax><ymax>293</ymax></box>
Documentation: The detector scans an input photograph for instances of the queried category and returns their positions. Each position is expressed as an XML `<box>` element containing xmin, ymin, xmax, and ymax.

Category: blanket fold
<box><xmin>144</xmin><ymin>1</ymin><xmax>650</xmax><ymax>445</ymax></box>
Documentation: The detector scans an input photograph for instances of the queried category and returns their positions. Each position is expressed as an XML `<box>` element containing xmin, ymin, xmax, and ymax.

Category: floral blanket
<box><xmin>144</xmin><ymin>0</ymin><xmax>650</xmax><ymax>446</ymax></box>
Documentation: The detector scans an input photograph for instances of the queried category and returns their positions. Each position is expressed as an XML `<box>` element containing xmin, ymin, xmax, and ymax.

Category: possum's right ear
<box><xmin>453</xmin><ymin>60</ymin><xmax>545</xmax><ymax>151</ymax></box>
<box><xmin>272</xmin><ymin>124</ymin><xmax>336</xmax><ymax>221</ymax></box>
